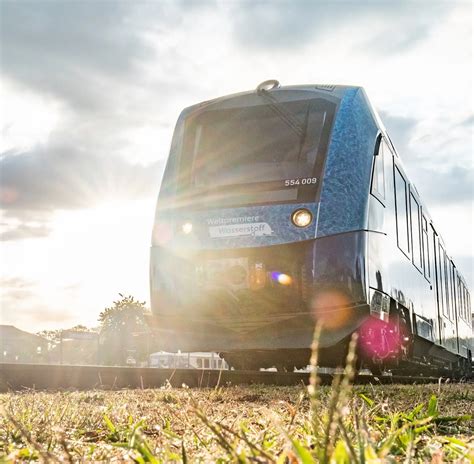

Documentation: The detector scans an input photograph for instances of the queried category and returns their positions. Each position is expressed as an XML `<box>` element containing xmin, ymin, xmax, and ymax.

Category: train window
<box><xmin>463</xmin><ymin>286</ymin><xmax>468</xmax><ymax>320</ymax></box>
<box><xmin>466</xmin><ymin>288</ymin><xmax>470</xmax><ymax>321</ymax></box>
<box><xmin>437</xmin><ymin>244</ymin><xmax>446</xmax><ymax>316</ymax></box>
<box><xmin>464</xmin><ymin>287</ymin><xmax>470</xmax><ymax>320</ymax></box>
<box><xmin>447</xmin><ymin>262</ymin><xmax>454</xmax><ymax>320</ymax></box>
<box><xmin>394</xmin><ymin>167</ymin><xmax>410</xmax><ymax>255</ymax></box>
<box><xmin>422</xmin><ymin>216</ymin><xmax>430</xmax><ymax>280</ymax></box>
<box><xmin>443</xmin><ymin>251</ymin><xmax>450</xmax><ymax>319</ymax></box>
<box><xmin>457</xmin><ymin>277</ymin><xmax>463</xmax><ymax>320</ymax></box>
<box><xmin>445</xmin><ymin>262</ymin><xmax>451</xmax><ymax>319</ymax></box>
<box><xmin>454</xmin><ymin>277</ymin><xmax>459</xmax><ymax>319</ymax></box>
<box><xmin>458</xmin><ymin>280</ymin><xmax>462</xmax><ymax>320</ymax></box>
<box><xmin>371</xmin><ymin>138</ymin><xmax>385</xmax><ymax>201</ymax></box>
<box><xmin>466</xmin><ymin>288</ymin><xmax>469</xmax><ymax>320</ymax></box>
<box><xmin>410</xmin><ymin>194</ymin><xmax>422</xmax><ymax>270</ymax></box>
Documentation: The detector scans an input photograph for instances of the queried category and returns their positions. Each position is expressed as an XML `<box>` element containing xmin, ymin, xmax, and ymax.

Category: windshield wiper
<box><xmin>257</xmin><ymin>88</ymin><xmax>305</xmax><ymax>139</ymax></box>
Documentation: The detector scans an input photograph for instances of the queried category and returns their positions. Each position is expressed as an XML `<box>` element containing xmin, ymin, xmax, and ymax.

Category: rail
<box><xmin>0</xmin><ymin>363</ymin><xmax>457</xmax><ymax>391</ymax></box>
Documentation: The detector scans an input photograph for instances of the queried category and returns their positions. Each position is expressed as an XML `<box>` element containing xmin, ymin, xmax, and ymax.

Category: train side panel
<box><xmin>367</xmin><ymin>133</ymin><xmax>471</xmax><ymax>362</ymax></box>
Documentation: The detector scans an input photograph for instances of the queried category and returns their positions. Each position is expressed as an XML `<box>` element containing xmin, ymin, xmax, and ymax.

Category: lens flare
<box><xmin>358</xmin><ymin>318</ymin><xmax>406</xmax><ymax>361</ymax></box>
<box><xmin>182</xmin><ymin>222</ymin><xmax>193</xmax><ymax>234</ymax></box>
<box><xmin>152</xmin><ymin>223</ymin><xmax>173</xmax><ymax>246</ymax></box>
<box><xmin>311</xmin><ymin>289</ymin><xmax>352</xmax><ymax>330</ymax></box>
<box><xmin>0</xmin><ymin>187</ymin><xmax>18</xmax><ymax>204</ymax></box>
<box><xmin>277</xmin><ymin>273</ymin><xmax>292</xmax><ymax>285</ymax></box>
<box><xmin>271</xmin><ymin>272</ymin><xmax>292</xmax><ymax>286</ymax></box>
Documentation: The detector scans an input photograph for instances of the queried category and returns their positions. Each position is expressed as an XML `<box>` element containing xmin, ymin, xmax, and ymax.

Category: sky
<box><xmin>0</xmin><ymin>0</ymin><xmax>472</xmax><ymax>333</ymax></box>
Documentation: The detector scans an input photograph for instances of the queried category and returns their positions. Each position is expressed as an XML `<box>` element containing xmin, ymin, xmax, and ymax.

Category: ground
<box><xmin>1</xmin><ymin>382</ymin><xmax>473</xmax><ymax>463</ymax></box>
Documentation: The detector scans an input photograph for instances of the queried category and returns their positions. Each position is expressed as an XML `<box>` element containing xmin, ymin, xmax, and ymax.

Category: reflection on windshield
<box><xmin>180</xmin><ymin>96</ymin><xmax>336</xmax><ymax>207</ymax></box>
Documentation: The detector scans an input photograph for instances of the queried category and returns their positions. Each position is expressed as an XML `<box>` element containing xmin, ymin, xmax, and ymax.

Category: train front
<box><xmin>149</xmin><ymin>83</ymin><xmax>376</xmax><ymax>369</ymax></box>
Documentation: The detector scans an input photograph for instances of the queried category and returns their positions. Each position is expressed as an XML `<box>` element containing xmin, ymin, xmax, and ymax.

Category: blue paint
<box><xmin>317</xmin><ymin>88</ymin><xmax>379</xmax><ymax>237</ymax></box>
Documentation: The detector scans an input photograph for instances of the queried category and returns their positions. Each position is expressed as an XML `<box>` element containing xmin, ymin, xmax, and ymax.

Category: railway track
<box><xmin>0</xmin><ymin>363</ymin><xmax>456</xmax><ymax>392</ymax></box>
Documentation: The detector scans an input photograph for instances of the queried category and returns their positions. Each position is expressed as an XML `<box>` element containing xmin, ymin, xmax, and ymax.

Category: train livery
<box><xmin>149</xmin><ymin>80</ymin><xmax>472</xmax><ymax>376</ymax></box>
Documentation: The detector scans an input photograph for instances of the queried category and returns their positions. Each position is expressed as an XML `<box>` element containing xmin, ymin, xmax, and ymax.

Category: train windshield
<box><xmin>180</xmin><ymin>96</ymin><xmax>336</xmax><ymax>207</ymax></box>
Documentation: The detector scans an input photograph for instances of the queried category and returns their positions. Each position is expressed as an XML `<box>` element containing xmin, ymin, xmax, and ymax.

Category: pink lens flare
<box><xmin>358</xmin><ymin>317</ymin><xmax>408</xmax><ymax>361</ymax></box>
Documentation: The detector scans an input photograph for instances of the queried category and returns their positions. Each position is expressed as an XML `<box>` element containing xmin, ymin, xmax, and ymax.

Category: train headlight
<box><xmin>182</xmin><ymin>222</ymin><xmax>193</xmax><ymax>234</ymax></box>
<box><xmin>291</xmin><ymin>209</ymin><xmax>313</xmax><ymax>228</ymax></box>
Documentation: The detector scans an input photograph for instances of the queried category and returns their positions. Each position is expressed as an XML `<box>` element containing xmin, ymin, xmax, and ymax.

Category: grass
<box><xmin>0</xmin><ymin>382</ymin><xmax>473</xmax><ymax>462</ymax></box>
<box><xmin>1</xmin><ymin>336</ymin><xmax>473</xmax><ymax>462</ymax></box>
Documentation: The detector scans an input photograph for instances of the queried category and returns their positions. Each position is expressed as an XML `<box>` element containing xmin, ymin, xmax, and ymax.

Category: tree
<box><xmin>38</xmin><ymin>325</ymin><xmax>96</xmax><ymax>344</ymax></box>
<box><xmin>37</xmin><ymin>325</ymin><xmax>99</xmax><ymax>365</ymax></box>
<box><xmin>98</xmin><ymin>294</ymin><xmax>151</xmax><ymax>366</ymax></box>
<box><xmin>37</xmin><ymin>329</ymin><xmax>62</xmax><ymax>344</ymax></box>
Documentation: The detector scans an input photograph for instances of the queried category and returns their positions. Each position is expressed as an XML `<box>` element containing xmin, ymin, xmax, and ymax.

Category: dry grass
<box><xmin>0</xmin><ymin>382</ymin><xmax>473</xmax><ymax>463</ymax></box>
<box><xmin>1</xmin><ymin>333</ymin><xmax>473</xmax><ymax>462</ymax></box>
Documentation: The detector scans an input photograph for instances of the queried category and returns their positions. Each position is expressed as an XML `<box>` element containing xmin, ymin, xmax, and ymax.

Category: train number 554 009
<box><xmin>284</xmin><ymin>177</ymin><xmax>317</xmax><ymax>187</ymax></box>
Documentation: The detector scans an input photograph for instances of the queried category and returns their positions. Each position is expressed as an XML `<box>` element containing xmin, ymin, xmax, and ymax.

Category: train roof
<box><xmin>182</xmin><ymin>82</ymin><xmax>361</xmax><ymax>115</ymax></box>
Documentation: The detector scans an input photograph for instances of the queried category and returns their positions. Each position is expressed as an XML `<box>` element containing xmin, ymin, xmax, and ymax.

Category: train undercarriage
<box><xmin>148</xmin><ymin>307</ymin><xmax>473</xmax><ymax>379</ymax></box>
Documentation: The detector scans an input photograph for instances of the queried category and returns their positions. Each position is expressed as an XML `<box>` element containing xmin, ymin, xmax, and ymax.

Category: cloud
<box><xmin>0</xmin><ymin>277</ymin><xmax>37</xmax><ymax>317</ymax></box>
<box><xmin>1</xmin><ymin>1</ymin><xmax>178</xmax><ymax>240</ymax></box>
<box><xmin>0</xmin><ymin>143</ymin><xmax>163</xmax><ymax>222</ymax></box>
<box><xmin>414</xmin><ymin>165</ymin><xmax>473</xmax><ymax>206</ymax></box>
<box><xmin>456</xmin><ymin>114</ymin><xmax>474</xmax><ymax>128</ymax></box>
<box><xmin>0</xmin><ymin>276</ymin><xmax>36</xmax><ymax>290</ymax></box>
<box><xmin>1</xmin><ymin>301</ymin><xmax>76</xmax><ymax>329</ymax></box>
<box><xmin>379</xmin><ymin>111</ymin><xmax>419</xmax><ymax>158</ymax></box>
<box><xmin>1</xmin><ymin>223</ymin><xmax>52</xmax><ymax>242</ymax></box>
<box><xmin>451</xmin><ymin>254</ymin><xmax>474</xmax><ymax>291</ymax></box>
<box><xmin>367</xmin><ymin>27</ymin><xmax>428</xmax><ymax>55</ymax></box>
<box><xmin>0</xmin><ymin>1</ymin><xmax>205</xmax><ymax>117</ymax></box>
<box><xmin>228</xmin><ymin>1</ymin><xmax>452</xmax><ymax>53</ymax></box>
<box><xmin>0</xmin><ymin>275</ymin><xmax>80</xmax><ymax>329</ymax></box>
<box><xmin>0</xmin><ymin>1</ymin><xmax>155</xmax><ymax>112</ymax></box>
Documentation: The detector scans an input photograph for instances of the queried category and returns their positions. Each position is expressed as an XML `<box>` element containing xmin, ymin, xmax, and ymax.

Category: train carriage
<box><xmin>149</xmin><ymin>80</ymin><xmax>472</xmax><ymax>375</ymax></box>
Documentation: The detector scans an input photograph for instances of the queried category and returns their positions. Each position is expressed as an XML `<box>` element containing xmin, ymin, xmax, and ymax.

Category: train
<box><xmin>149</xmin><ymin>80</ymin><xmax>472</xmax><ymax>376</ymax></box>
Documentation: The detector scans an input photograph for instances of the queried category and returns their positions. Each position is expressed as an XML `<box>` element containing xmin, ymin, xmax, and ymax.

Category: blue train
<box><xmin>149</xmin><ymin>80</ymin><xmax>472</xmax><ymax>376</ymax></box>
